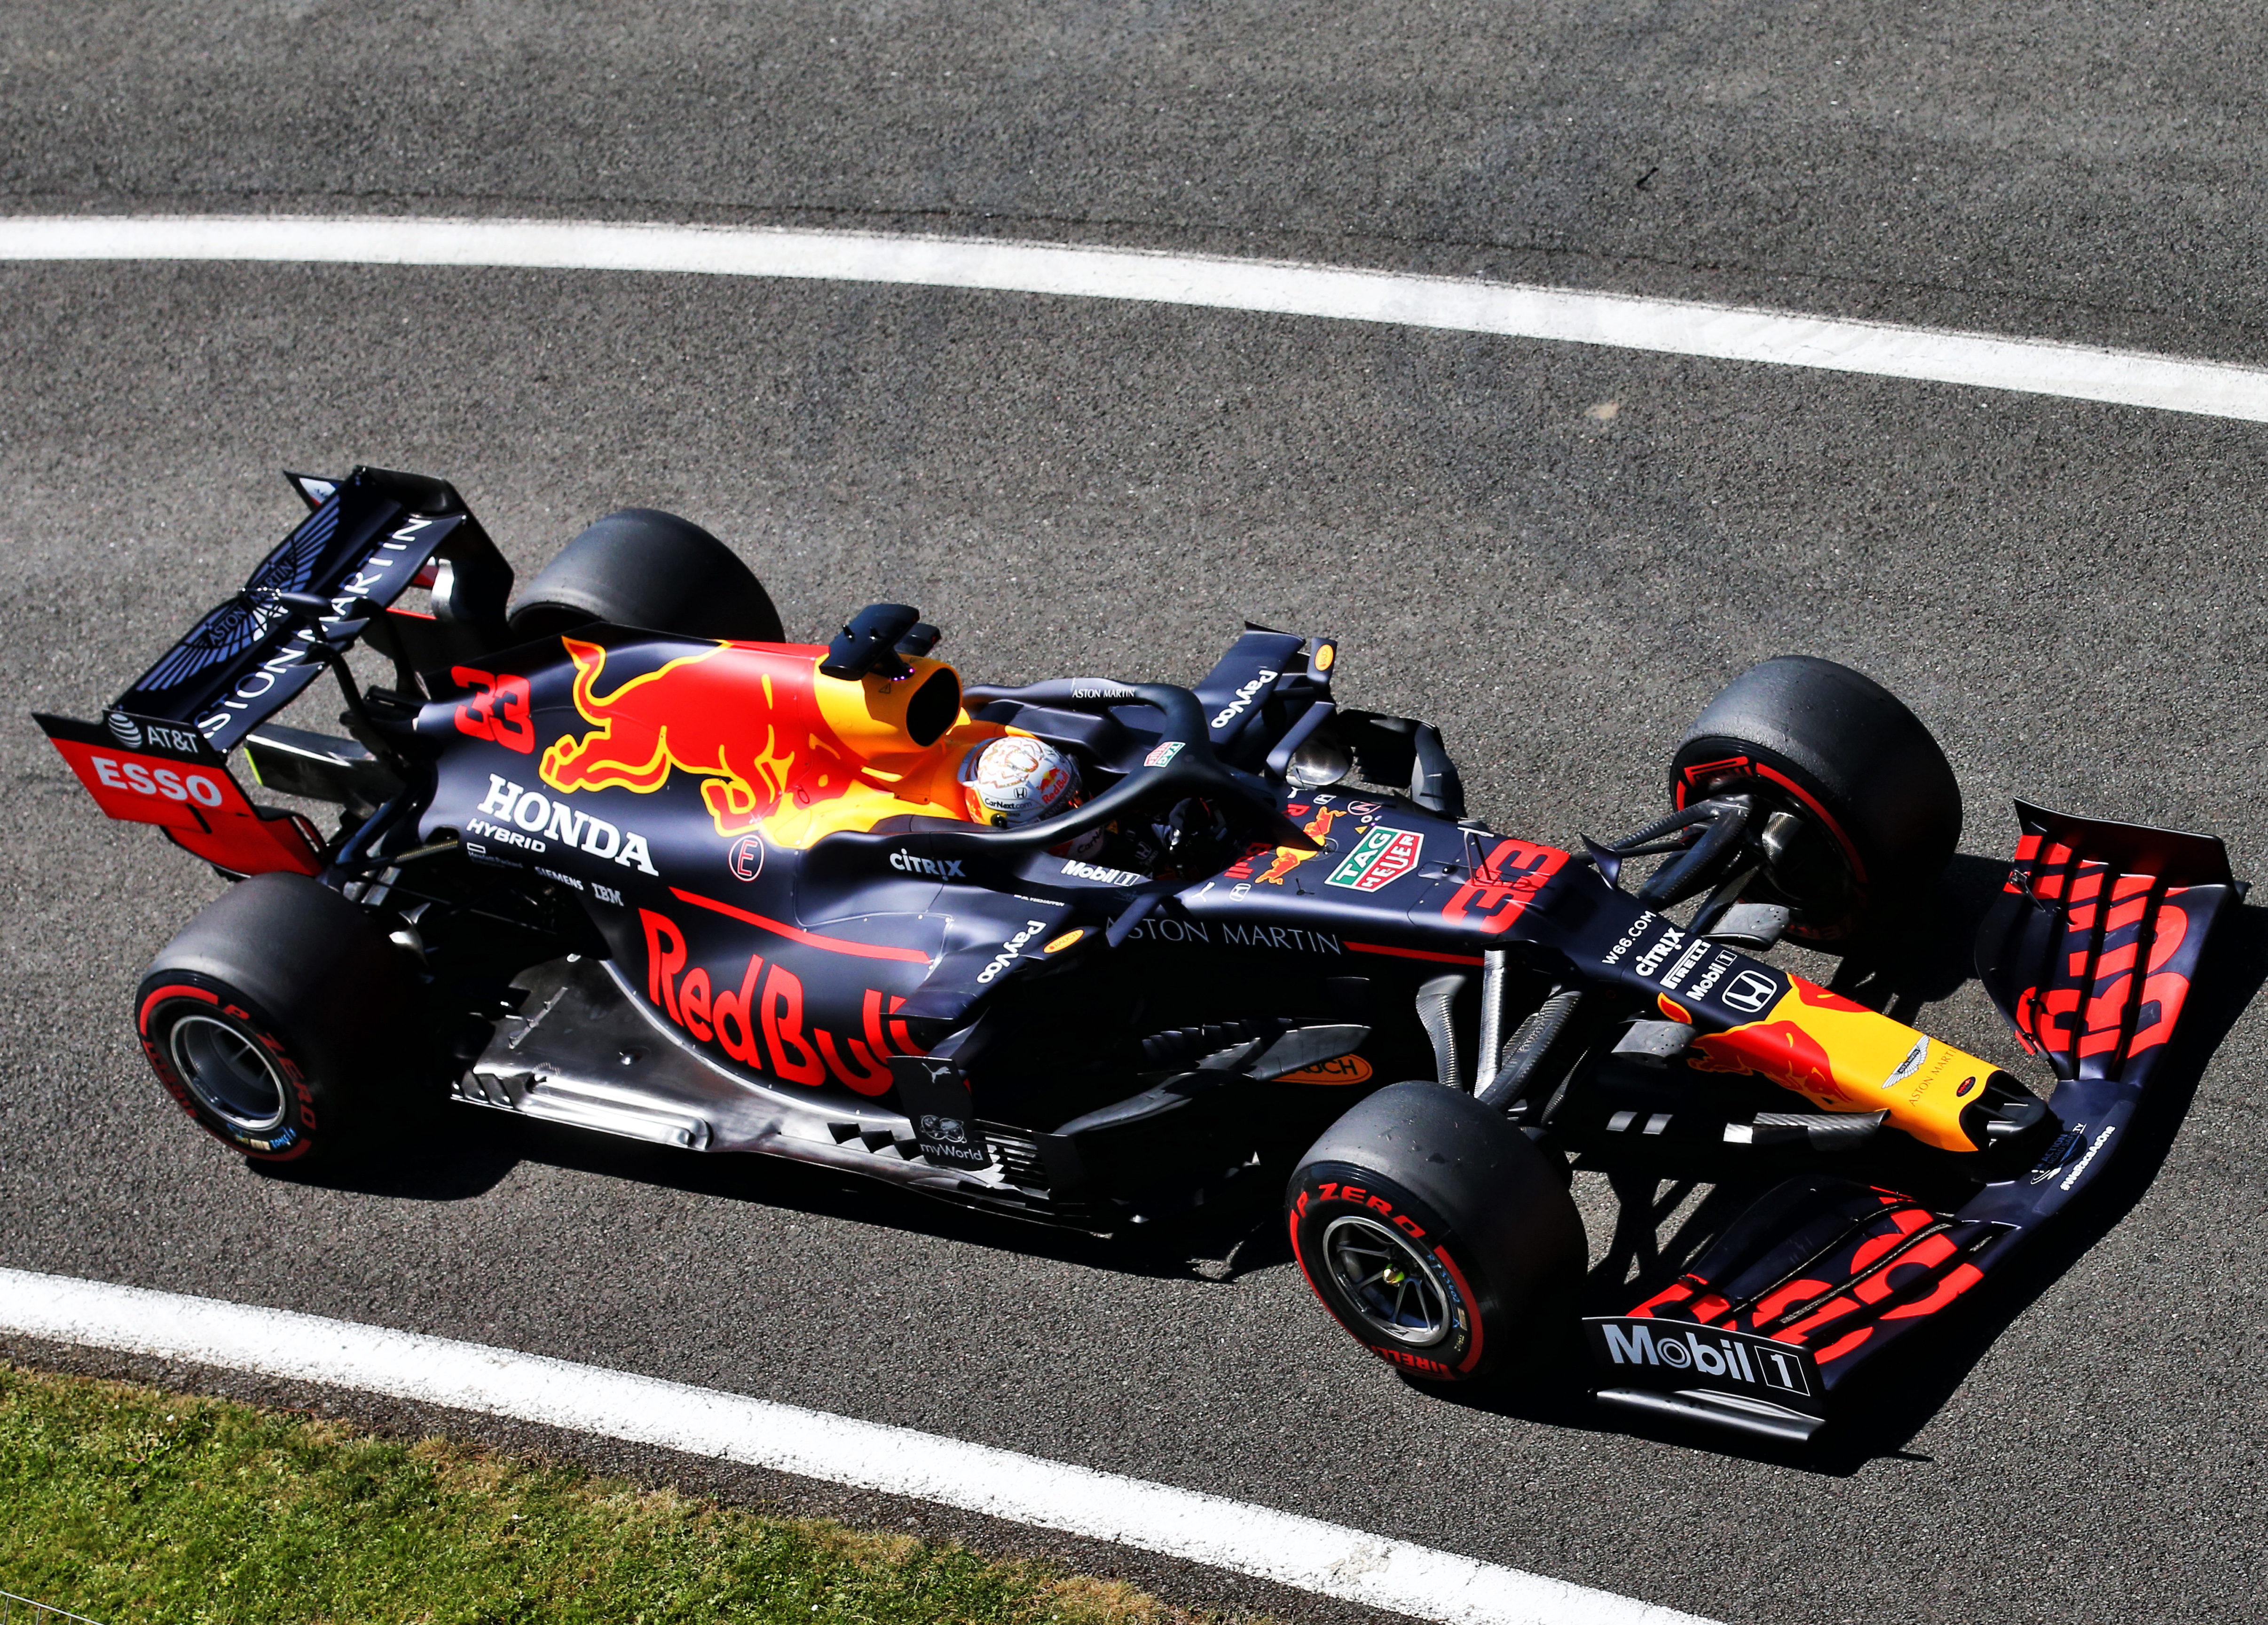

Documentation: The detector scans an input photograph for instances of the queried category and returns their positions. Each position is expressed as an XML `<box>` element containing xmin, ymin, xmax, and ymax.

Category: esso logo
<box><xmin>91</xmin><ymin>754</ymin><xmax>225</xmax><ymax>807</ymax></box>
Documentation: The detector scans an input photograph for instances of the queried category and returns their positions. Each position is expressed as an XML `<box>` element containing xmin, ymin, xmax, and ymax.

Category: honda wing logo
<box><xmin>1722</xmin><ymin>970</ymin><xmax>1780</xmax><ymax>1014</ymax></box>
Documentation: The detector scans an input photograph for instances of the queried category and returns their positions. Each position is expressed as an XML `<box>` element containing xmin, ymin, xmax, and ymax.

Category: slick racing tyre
<box><xmin>1289</xmin><ymin>1082</ymin><xmax>1584</xmax><ymax>1384</ymax></box>
<box><xmin>1670</xmin><ymin>655</ymin><xmax>1961</xmax><ymax>945</ymax></box>
<box><xmin>507</xmin><ymin>508</ymin><xmax>786</xmax><ymax>644</ymax></box>
<box><xmin>135</xmin><ymin>873</ymin><xmax>424</xmax><ymax>1168</ymax></box>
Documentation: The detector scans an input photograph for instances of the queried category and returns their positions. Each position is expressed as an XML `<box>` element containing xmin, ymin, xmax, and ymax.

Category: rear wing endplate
<box><xmin>33</xmin><ymin>710</ymin><xmax>324</xmax><ymax>876</ymax></box>
<box><xmin>32</xmin><ymin>465</ymin><xmax>513</xmax><ymax>876</ymax></box>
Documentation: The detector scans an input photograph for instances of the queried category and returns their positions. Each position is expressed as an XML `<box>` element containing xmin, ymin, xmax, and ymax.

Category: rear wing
<box><xmin>32</xmin><ymin>466</ymin><xmax>512</xmax><ymax>876</ymax></box>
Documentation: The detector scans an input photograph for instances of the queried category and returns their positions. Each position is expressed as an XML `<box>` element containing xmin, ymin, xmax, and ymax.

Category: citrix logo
<box><xmin>890</xmin><ymin>850</ymin><xmax>967</xmax><ymax>880</ymax></box>
<box><xmin>976</xmin><ymin>920</ymin><xmax>1047</xmax><ymax>985</ymax></box>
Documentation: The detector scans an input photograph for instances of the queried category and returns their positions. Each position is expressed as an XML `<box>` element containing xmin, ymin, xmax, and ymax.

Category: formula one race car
<box><xmin>37</xmin><ymin>467</ymin><xmax>2242</xmax><ymax>1444</ymax></box>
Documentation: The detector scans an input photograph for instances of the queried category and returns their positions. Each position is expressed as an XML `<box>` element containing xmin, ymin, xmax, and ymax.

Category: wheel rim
<box><xmin>1679</xmin><ymin>770</ymin><xmax>1864</xmax><ymax>939</ymax></box>
<box><xmin>168</xmin><ymin>1013</ymin><xmax>288</xmax><ymax>1134</ymax></box>
<box><xmin>1321</xmin><ymin>1214</ymin><xmax>1452</xmax><ymax>1348</ymax></box>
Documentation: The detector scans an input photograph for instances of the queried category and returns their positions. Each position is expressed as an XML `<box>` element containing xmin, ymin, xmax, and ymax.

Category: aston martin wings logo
<box><xmin>133</xmin><ymin>498</ymin><xmax>341</xmax><ymax>693</ymax></box>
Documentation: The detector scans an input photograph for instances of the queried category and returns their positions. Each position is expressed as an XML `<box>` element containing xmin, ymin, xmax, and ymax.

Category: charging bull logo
<box><xmin>1687</xmin><ymin>978</ymin><xmax>1991</xmax><ymax>1153</ymax></box>
<box><xmin>540</xmin><ymin>638</ymin><xmax>857</xmax><ymax>838</ymax></box>
<box><xmin>1687</xmin><ymin>979</ymin><xmax>1901</xmax><ymax>1111</ymax></box>
<box><xmin>1226</xmin><ymin>805</ymin><xmax>1336</xmax><ymax>886</ymax></box>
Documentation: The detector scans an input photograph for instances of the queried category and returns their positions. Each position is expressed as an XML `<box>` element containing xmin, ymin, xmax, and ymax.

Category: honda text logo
<box><xmin>475</xmin><ymin>775</ymin><xmax>659</xmax><ymax>873</ymax></box>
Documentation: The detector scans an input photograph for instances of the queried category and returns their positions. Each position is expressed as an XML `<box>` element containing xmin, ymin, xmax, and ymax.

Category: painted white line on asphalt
<box><xmin>0</xmin><ymin>1268</ymin><xmax>1712</xmax><ymax>1625</ymax></box>
<box><xmin>3</xmin><ymin>213</ymin><xmax>2265</xmax><ymax>422</ymax></box>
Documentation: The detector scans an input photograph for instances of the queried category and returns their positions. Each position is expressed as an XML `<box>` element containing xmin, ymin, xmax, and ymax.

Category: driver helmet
<box><xmin>961</xmin><ymin>736</ymin><xmax>1081</xmax><ymax>828</ymax></box>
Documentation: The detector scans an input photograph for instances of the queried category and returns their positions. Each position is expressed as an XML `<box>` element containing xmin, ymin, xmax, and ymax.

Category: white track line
<box><xmin>0</xmin><ymin>1268</ymin><xmax>1710</xmax><ymax>1625</ymax></box>
<box><xmin>4</xmin><ymin>213</ymin><xmax>2266</xmax><ymax>422</ymax></box>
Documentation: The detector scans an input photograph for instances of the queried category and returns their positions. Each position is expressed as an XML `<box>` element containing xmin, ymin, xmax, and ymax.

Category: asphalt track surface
<box><xmin>5</xmin><ymin>5</ymin><xmax>2268</xmax><ymax>1621</ymax></box>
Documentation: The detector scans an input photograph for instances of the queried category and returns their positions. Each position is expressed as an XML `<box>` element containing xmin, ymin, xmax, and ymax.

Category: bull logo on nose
<box><xmin>540</xmin><ymin>637</ymin><xmax>855</xmax><ymax>838</ymax></box>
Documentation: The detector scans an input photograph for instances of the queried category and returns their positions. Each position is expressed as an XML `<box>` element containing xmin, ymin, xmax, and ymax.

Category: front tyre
<box><xmin>136</xmin><ymin>873</ymin><xmax>423</xmax><ymax>1167</ymax></box>
<box><xmin>1670</xmin><ymin>655</ymin><xmax>1961</xmax><ymax>944</ymax></box>
<box><xmin>1288</xmin><ymin>1082</ymin><xmax>1584</xmax><ymax>1384</ymax></box>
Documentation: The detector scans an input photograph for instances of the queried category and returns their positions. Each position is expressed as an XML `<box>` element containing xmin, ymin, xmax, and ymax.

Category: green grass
<box><xmin>0</xmin><ymin>1363</ymin><xmax>1245</xmax><ymax>1625</ymax></box>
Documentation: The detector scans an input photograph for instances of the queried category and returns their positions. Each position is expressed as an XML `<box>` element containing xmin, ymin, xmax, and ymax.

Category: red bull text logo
<box><xmin>639</xmin><ymin>908</ymin><xmax>918</xmax><ymax>1095</ymax></box>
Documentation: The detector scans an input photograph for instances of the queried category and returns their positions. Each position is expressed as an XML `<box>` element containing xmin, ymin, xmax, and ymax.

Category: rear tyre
<box><xmin>135</xmin><ymin>873</ymin><xmax>425</xmax><ymax>1168</ymax></box>
<box><xmin>1670</xmin><ymin>655</ymin><xmax>1961</xmax><ymax>945</ymax></box>
<box><xmin>506</xmin><ymin>508</ymin><xmax>785</xmax><ymax>644</ymax></box>
<box><xmin>1288</xmin><ymin>1082</ymin><xmax>1584</xmax><ymax>1384</ymax></box>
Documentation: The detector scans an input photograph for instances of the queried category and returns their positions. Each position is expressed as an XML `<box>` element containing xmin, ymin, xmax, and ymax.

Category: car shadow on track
<box><xmin>256</xmin><ymin>1102</ymin><xmax>1291</xmax><ymax>1286</ymax></box>
<box><xmin>1430</xmin><ymin>858</ymin><xmax>2268</xmax><ymax>1473</ymax></box>
<box><xmin>260</xmin><ymin>853</ymin><xmax>2267</xmax><ymax>1464</ymax></box>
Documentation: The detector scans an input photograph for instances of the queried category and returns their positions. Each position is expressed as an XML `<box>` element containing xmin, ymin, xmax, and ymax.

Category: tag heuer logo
<box><xmin>1327</xmin><ymin>827</ymin><xmax>1423</xmax><ymax>891</ymax></box>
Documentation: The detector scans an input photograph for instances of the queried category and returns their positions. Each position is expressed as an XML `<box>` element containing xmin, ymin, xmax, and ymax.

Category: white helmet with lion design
<box><xmin>961</xmin><ymin>736</ymin><xmax>1081</xmax><ymax>828</ymax></box>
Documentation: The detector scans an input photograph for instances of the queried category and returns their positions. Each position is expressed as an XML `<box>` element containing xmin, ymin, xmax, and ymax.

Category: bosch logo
<box><xmin>889</xmin><ymin>850</ymin><xmax>967</xmax><ymax>880</ymax></box>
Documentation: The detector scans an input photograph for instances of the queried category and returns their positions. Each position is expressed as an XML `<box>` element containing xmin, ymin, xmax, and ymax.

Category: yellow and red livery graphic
<box><xmin>1226</xmin><ymin>804</ymin><xmax>1338</xmax><ymax>886</ymax></box>
<box><xmin>543</xmin><ymin>639</ymin><xmax>856</xmax><ymax>837</ymax></box>
<box><xmin>538</xmin><ymin>636</ymin><xmax>1007</xmax><ymax>847</ymax></box>
<box><xmin>1686</xmin><ymin>978</ymin><xmax>1996</xmax><ymax>1152</ymax></box>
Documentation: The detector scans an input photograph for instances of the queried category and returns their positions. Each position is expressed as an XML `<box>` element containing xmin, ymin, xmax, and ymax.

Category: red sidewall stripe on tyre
<box><xmin>135</xmin><ymin>982</ymin><xmax>315</xmax><ymax>1161</ymax></box>
<box><xmin>1287</xmin><ymin>1186</ymin><xmax>1487</xmax><ymax>1379</ymax></box>
<box><xmin>137</xmin><ymin>982</ymin><xmax>217</xmax><ymax>1034</ymax></box>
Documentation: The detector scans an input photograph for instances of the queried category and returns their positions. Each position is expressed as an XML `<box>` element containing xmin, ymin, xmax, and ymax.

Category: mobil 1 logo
<box><xmin>1583</xmin><ymin>1317</ymin><xmax>1822</xmax><ymax>1417</ymax></box>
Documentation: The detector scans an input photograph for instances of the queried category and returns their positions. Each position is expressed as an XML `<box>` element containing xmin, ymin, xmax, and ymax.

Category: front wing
<box><xmin>1585</xmin><ymin>802</ymin><xmax>2240</xmax><ymax>1442</ymax></box>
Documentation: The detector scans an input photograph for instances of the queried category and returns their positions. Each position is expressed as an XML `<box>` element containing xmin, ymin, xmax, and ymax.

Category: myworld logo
<box><xmin>1590</xmin><ymin>1317</ymin><xmax>1813</xmax><ymax>1399</ymax></box>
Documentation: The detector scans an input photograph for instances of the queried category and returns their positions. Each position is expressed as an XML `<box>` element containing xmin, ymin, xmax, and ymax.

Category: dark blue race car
<box><xmin>37</xmin><ymin>467</ymin><xmax>2243</xmax><ymax>1444</ymax></box>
